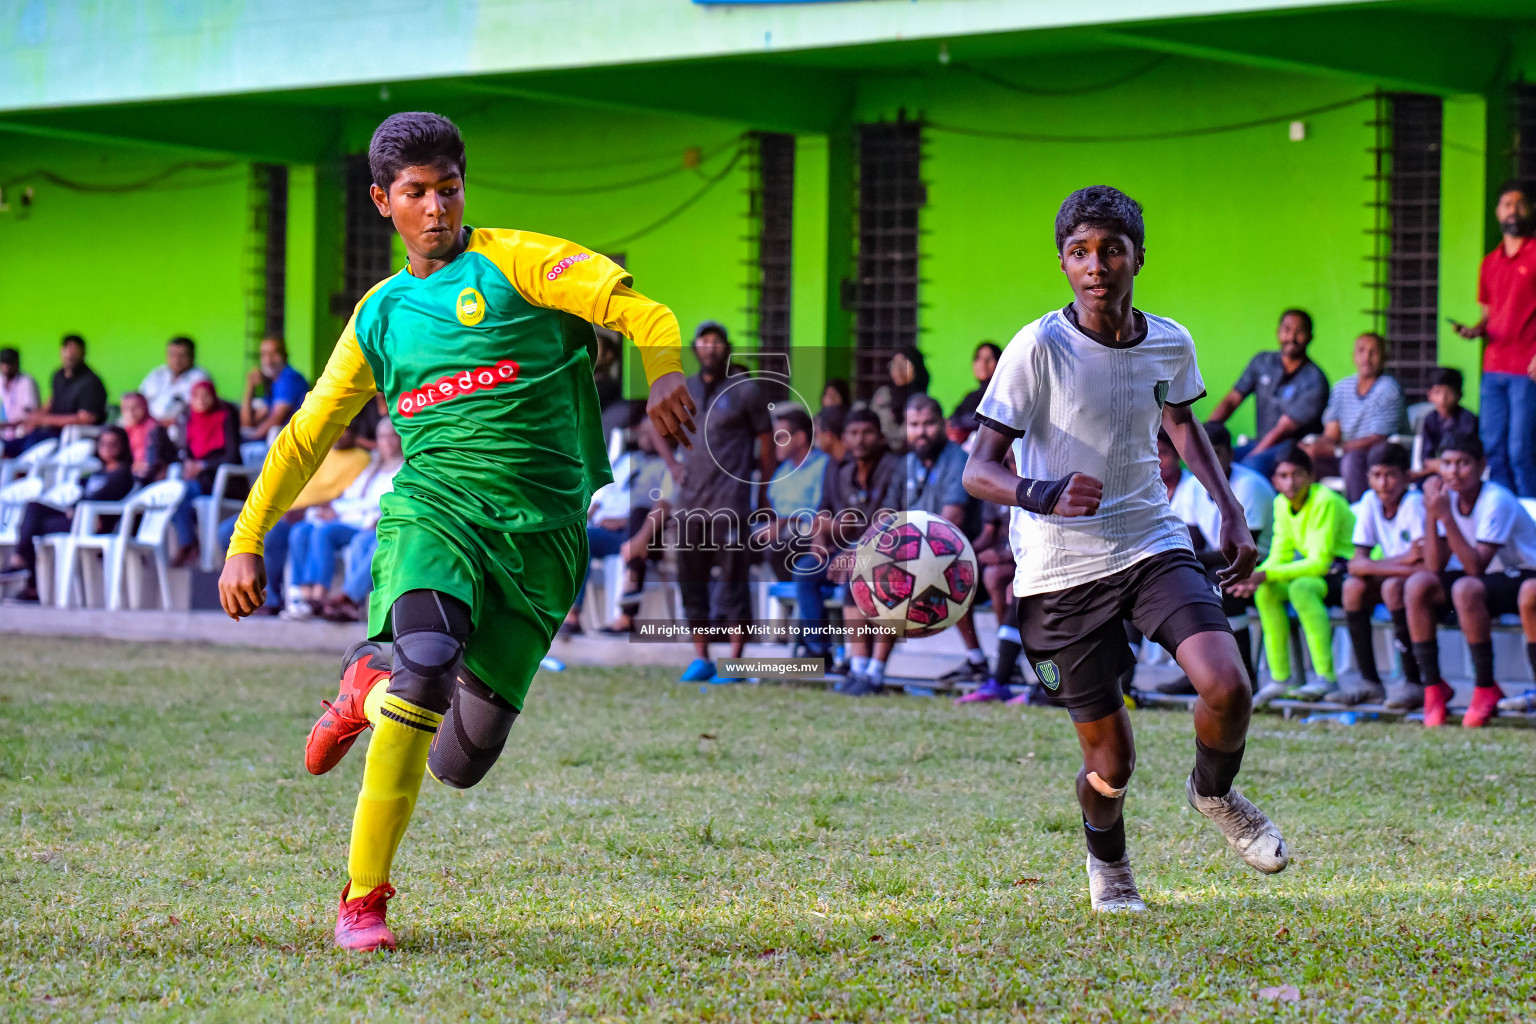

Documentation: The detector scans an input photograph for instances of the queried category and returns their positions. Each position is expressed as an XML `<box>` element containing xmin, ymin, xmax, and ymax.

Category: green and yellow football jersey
<box><xmin>228</xmin><ymin>227</ymin><xmax>682</xmax><ymax>556</ymax></box>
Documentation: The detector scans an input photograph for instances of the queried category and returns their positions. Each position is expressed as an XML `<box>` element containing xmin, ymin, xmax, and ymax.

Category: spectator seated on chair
<box><xmin>1415</xmin><ymin>367</ymin><xmax>1478</xmax><ymax>482</ymax></box>
<box><xmin>240</xmin><ymin>335</ymin><xmax>308</xmax><ymax>444</ymax></box>
<box><xmin>2</xmin><ymin>334</ymin><xmax>108</xmax><ymax>458</ymax></box>
<box><xmin>1336</xmin><ymin>442</ymin><xmax>1426</xmax><ymax>707</ymax></box>
<box><xmin>868</xmin><ymin>346</ymin><xmax>929</xmax><ymax>451</ymax></box>
<box><xmin>1304</xmin><ymin>332</ymin><xmax>1406</xmax><ymax>501</ymax></box>
<box><xmin>168</xmin><ymin>381</ymin><xmax>244</xmax><ymax>568</ymax></box>
<box><xmin>0</xmin><ymin>347</ymin><xmax>41</xmax><ymax>452</ymax></box>
<box><xmin>1</xmin><ymin>427</ymin><xmax>134</xmax><ymax>602</ymax></box>
<box><xmin>904</xmin><ymin>394</ymin><xmax>988</xmax><ymax>686</ymax></box>
<box><xmin>119</xmin><ymin>392</ymin><xmax>176</xmax><ymax>486</ymax></box>
<box><xmin>287</xmin><ymin>417</ymin><xmax>401</xmax><ymax>619</ymax></box>
<box><xmin>1400</xmin><ymin>432</ymin><xmax>1536</xmax><ymax>729</ymax></box>
<box><xmin>319</xmin><ymin>526</ymin><xmax>381</xmax><ymax>623</ymax></box>
<box><xmin>1225</xmin><ymin>446</ymin><xmax>1354</xmax><ymax>704</ymax></box>
<box><xmin>956</xmin><ymin>444</ymin><xmax>1032</xmax><ymax>706</ymax></box>
<box><xmin>813</xmin><ymin>404</ymin><xmax>846</xmax><ymax>463</ymax></box>
<box><xmin>215</xmin><ymin>418</ymin><xmax>370</xmax><ymax>615</ymax></box>
<box><xmin>948</xmin><ymin>341</ymin><xmax>1001</xmax><ymax>443</ymax></box>
<box><xmin>748</xmin><ymin>406</ymin><xmax>832</xmax><ymax>646</ymax></box>
<box><xmin>805</xmin><ymin>408</ymin><xmax>901</xmax><ymax>692</ymax></box>
<box><xmin>139</xmin><ymin>335</ymin><xmax>212</xmax><ymax>430</ymax></box>
<box><xmin>1207</xmin><ymin>309</ymin><xmax>1329</xmax><ymax>480</ymax></box>
<box><xmin>560</xmin><ymin>421</ymin><xmax>675</xmax><ymax>636</ymax></box>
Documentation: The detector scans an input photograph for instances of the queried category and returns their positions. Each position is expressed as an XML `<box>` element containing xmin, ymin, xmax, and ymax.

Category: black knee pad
<box><xmin>428</xmin><ymin>671</ymin><xmax>519</xmax><ymax>790</ymax></box>
<box><xmin>387</xmin><ymin>590</ymin><xmax>472</xmax><ymax>715</ymax></box>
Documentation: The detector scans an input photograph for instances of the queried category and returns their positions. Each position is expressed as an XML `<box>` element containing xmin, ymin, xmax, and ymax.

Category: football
<box><xmin>847</xmin><ymin>510</ymin><xmax>979</xmax><ymax>638</ymax></box>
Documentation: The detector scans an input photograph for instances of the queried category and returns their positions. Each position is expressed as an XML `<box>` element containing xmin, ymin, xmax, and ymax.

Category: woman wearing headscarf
<box><xmin>119</xmin><ymin>391</ymin><xmax>176</xmax><ymax>485</ymax></box>
<box><xmin>169</xmin><ymin>380</ymin><xmax>245</xmax><ymax>567</ymax></box>
<box><xmin>869</xmin><ymin>345</ymin><xmax>930</xmax><ymax>449</ymax></box>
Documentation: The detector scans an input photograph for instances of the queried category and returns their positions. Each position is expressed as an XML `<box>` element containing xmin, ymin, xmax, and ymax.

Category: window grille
<box><xmin>340</xmin><ymin>154</ymin><xmax>396</xmax><ymax>315</ymax></box>
<box><xmin>852</xmin><ymin>119</ymin><xmax>924</xmax><ymax>401</ymax></box>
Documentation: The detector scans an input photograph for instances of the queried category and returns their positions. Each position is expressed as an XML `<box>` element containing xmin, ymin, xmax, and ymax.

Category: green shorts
<box><xmin>367</xmin><ymin>490</ymin><xmax>588</xmax><ymax>710</ymax></box>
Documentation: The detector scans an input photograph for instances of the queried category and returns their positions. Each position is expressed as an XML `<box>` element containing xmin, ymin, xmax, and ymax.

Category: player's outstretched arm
<box><xmin>962</xmin><ymin>423</ymin><xmax>1101</xmax><ymax>516</ymax></box>
<box><xmin>1163</xmin><ymin>403</ymin><xmax>1257</xmax><ymax>585</ymax></box>
<box><xmin>219</xmin><ymin>328</ymin><xmax>378</xmax><ymax>619</ymax></box>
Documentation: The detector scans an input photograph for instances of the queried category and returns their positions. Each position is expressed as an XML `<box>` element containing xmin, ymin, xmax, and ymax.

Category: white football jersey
<box><xmin>1170</xmin><ymin>463</ymin><xmax>1277</xmax><ymax>557</ymax></box>
<box><xmin>976</xmin><ymin>307</ymin><xmax>1205</xmax><ymax>597</ymax></box>
<box><xmin>1351</xmin><ymin>490</ymin><xmax>1425</xmax><ymax>560</ymax></box>
<box><xmin>1439</xmin><ymin>481</ymin><xmax>1536</xmax><ymax>572</ymax></box>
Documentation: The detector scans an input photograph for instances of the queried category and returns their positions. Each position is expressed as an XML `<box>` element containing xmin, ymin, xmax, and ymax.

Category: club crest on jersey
<box><xmin>396</xmin><ymin>360</ymin><xmax>519</xmax><ymax>418</ymax></box>
<box><xmin>1154</xmin><ymin>380</ymin><xmax>1171</xmax><ymax>408</ymax></box>
<box><xmin>1035</xmin><ymin>660</ymin><xmax>1061</xmax><ymax>691</ymax></box>
<box><xmin>456</xmin><ymin>287</ymin><xmax>486</xmax><ymax>326</ymax></box>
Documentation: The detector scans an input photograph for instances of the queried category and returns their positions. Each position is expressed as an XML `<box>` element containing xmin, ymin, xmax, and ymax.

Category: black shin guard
<box><xmin>1346</xmin><ymin>609</ymin><xmax>1380</xmax><ymax>683</ymax></box>
<box><xmin>427</xmin><ymin>670</ymin><xmax>519</xmax><ymax>790</ymax></box>
<box><xmin>1391</xmin><ymin>609</ymin><xmax>1420</xmax><ymax>684</ymax></box>
<box><xmin>1083</xmin><ymin>816</ymin><xmax>1126</xmax><ymax>863</ymax></box>
<box><xmin>1192</xmin><ymin>738</ymin><xmax>1245</xmax><ymax>798</ymax></box>
<box><xmin>387</xmin><ymin>589</ymin><xmax>474</xmax><ymax>714</ymax></box>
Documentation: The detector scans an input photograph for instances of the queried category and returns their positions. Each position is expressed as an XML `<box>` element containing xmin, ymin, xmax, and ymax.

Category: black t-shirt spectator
<box><xmin>676</xmin><ymin>370</ymin><xmax>772</xmax><ymax>513</ymax></box>
<box><xmin>1419</xmin><ymin>406</ymin><xmax>1478</xmax><ymax>461</ymax></box>
<box><xmin>1231</xmin><ymin>351</ymin><xmax>1329</xmax><ymax>439</ymax></box>
<box><xmin>49</xmin><ymin>363</ymin><xmax>108</xmax><ymax>424</ymax></box>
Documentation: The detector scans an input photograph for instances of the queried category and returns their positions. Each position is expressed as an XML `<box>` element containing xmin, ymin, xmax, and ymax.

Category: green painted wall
<box><xmin>0</xmin><ymin>136</ymin><xmax>251</xmax><ymax>403</ymax></box>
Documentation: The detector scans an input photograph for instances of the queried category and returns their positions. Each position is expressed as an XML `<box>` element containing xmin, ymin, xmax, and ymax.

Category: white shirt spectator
<box><xmin>324</xmin><ymin>455</ymin><xmax>400</xmax><ymax>529</ymax></box>
<box><xmin>1170</xmin><ymin>463</ymin><xmax>1277</xmax><ymax>557</ymax></box>
<box><xmin>1323</xmin><ymin>373</ymin><xmax>1406</xmax><ymax>442</ymax></box>
<box><xmin>1</xmin><ymin>370</ymin><xmax>40</xmax><ymax>441</ymax></box>
<box><xmin>1351</xmin><ymin>490</ymin><xmax>1425</xmax><ymax>559</ymax></box>
<box><xmin>977</xmin><ymin>308</ymin><xmax>1206</xmax><ymax>596</ymax></box>
<box><xmin>140</xmin><ymin>364</ymin><xmax>211</xmax><ymax>423</ymax></box>
<box><xmin>590</xmin><ymin>451</ymin><xmax>672</xmax><ymax>524</ymax></box>
<box><xmin>1440</xmin><ymin>481</ymin><xmax>1536</xmax><ymax>572</ymax></box>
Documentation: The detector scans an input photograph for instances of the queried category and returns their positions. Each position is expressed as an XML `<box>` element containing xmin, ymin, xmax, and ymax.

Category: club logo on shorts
<box><xmin>456</xmin><ymin>287</ymin><xmax>486</xmax><ymax>326</ymax></box>
<box><xmin>1035</xmin><ymin>660</ymin><xmax>1061</xmax><ymax>691</ymax></box>
<box><xmin>1154</xmin><ymin>380</ymin><xmax>1171</xmax><ymax>408</ymax></box>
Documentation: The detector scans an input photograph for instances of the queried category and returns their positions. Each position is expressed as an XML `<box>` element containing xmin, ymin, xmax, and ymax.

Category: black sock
<box><xmin>1083</xmin><ymin>816</ymin><xmax>1126</xmax><ymax>863</ymax></box>
<box><xmin>1391</xmin><ymin>609</ymin><xmax>1420</xmax><ymax>684</ymax></box>
<box><xmin>1527</xmin><ymin>642</ymin><xmax>1536</xmax><ymax>684</ymax></box>
<box><xmin>994</xmin><ymin>636</ymin><xmax>1021</xmax><ymax>681</ymax></box>
<box><xmin>1346</xmin><ymin>609</ymin><xmax>1380</xmax><ymax>683</ymax></box>
<box><xmin>1470</xmin><ymin>640</ymin><xmax>1495</xmax><ymax>689</ymax></box>
<box><xmin>1412</xmin><ymin>639</ymin><xmax>1441</xmax><ymax>686</ymax></box>
<box><xmin>1192</xmin><ymin>738</ymin><xmax>1245</xmax><ymax>798</ymax></box>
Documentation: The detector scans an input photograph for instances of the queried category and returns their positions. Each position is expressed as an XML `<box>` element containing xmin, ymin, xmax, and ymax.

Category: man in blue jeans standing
<box><xmin>1456</xmin><ymin>181</ymin><xmax>1536</xmax><ymax>497</ymax></box>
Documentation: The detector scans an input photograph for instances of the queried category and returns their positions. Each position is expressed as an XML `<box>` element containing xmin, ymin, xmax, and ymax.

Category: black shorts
<box><xmin>1018</xmin><ymin>548</ymin><xmax>1231</xmax><ymax>724</ymax></box>
<box><xmin>1434</xmin><ymin>569</ymin><xmax>1536</xmax><ymax>618</ymax></box>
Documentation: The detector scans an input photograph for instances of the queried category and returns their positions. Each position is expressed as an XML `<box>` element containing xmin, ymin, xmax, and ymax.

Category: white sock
<box><xmin>851</xmin><ymin>656</ymin><xmax>870</xmax><ymax>675</ymax></box>
<box><xmin>869</xmin><ymin>658</ymin><xmax>887</xmax><ymax>681</ymax></box>
<box><xmin>966</xmin><ymin>646</ymin><xmax>986</xmax><ymax>666</ymax></box>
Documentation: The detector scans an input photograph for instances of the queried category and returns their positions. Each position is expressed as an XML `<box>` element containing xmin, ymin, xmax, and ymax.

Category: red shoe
<box><xmin>1462</xmin><ymin>685</ymin><xmax>1501</xmax><ymax>728</ymax></box>
<box><xmin>1423</xmin><ymin>680</ymin><xmax>1454</xmax><ymax>728</ymax></box>
<box><xmin>305</xmin><ymin>641</ymin><xmax>391</xmax><ymax>775</ymax></box>
<box><xmin>334</xmin><ymin>882</ymin><xmax>397</xmax><ymax>951</ymax></box>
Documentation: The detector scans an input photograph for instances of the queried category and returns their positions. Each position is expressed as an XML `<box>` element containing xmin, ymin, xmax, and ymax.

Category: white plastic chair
<box><xmin>44</xmin><ymin>438</ymin><xmax>100</xmax><ymax>487</ymax></box>
<box><xmin>193</xmin><ymin>463</ymin><xmax>257</xmax><ymax>571</ymax></box>
<box><xmin>46</xmin><ymin>480</ymin><xmax>187</xmax><ymax>610</ymax></box>
<box><xmin>0</xmin><ymin>438</ymin><xmax>59</xmax><ymax>489</ymax></box>
<box><xmin>0</xmin><ymin>476</ymin><xmax>45</xmax><ymax>547</ymax></box>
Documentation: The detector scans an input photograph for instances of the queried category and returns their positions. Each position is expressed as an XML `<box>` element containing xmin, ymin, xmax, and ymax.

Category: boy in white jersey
<box><xmin>1401</xmin><ymin>433</ymin><xmax>1536</xmax><ymax>727</ymax></box>
<box><xmin>963</xmin><ymin>186</ymin><xmax>1288</xmax><ymax>913</ymax></box>
<box><xmin>1337</xmin><ymin>442</ymin><xmax>1425</xmax><ymax>705</ymax></box>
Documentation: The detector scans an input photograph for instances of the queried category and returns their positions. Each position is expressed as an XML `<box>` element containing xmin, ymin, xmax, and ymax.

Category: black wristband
<box><xmin>1016</xmin><ymin>475</ymin><xmax>1072</xmax><ymax>515</ymax></box>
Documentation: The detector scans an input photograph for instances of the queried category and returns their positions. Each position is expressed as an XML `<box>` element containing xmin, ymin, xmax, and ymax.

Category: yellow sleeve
<box><xmin>480</xmin><ymin>230</ymin><xmax>683</xmax><ymax>385</ymax></box>
<box><xmin>226</xmin><ymin>324</ymin><xmax>378</xmax><ymax>558</ymax></box>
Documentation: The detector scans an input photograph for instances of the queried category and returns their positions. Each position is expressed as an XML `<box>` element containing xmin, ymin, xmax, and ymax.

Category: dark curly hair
<box><xmin>368</xmin><ymin>112</ymin><xmax>466</xmax><ymax>190</ymax></box>
<box><xmin>1054</xmin><ymin>185</ymin><xmax>1145</xmax><ymax>253</ymax></box>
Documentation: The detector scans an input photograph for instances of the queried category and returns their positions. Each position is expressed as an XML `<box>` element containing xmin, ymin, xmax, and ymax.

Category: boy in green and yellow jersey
<box><xmin>219</xmin><ymin>113</ymin><xmax>696</xmax><ymax>951</ymax></box>
<box><xmin>1226</xmin><ymin>447</ymin><xmax>1355</xmax><ymax>703</ymax></box>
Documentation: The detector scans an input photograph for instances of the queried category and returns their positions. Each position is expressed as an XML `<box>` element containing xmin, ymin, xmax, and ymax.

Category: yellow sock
<box><xmin>346</xmin><ymin>692</ymin><xmax>442</xmax><ymax>899</ymax></box>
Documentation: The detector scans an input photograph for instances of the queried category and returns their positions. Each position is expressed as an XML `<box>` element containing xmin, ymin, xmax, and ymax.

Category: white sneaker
<box><xmin>1086</xmin><ymin>853</ymin><xmax>1147</xmax><ymax>913</ymax></box>
<box><xmin>1185</xmin><ymin>774</ymin><xmax>1290</xmax><ymax>874</ymax></box>
<box><xmin>1252</xmin><ymin>680</ymin><xmax>1289</xmax><ymax>707</ymax></box>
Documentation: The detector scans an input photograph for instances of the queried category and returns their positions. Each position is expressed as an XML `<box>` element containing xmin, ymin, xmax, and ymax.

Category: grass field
<box><xmin>3</xmin><ymin>636</ymin><xmax>1536</xmax><ymax>1022</ymax></box>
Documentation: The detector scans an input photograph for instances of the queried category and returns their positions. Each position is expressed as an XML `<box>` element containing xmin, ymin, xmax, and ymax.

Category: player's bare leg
<box><xmin>1072</xmin><ymin>708</ymin><xmax>1144</xmax><ymax>912</ymax></box>
<box><xmin>1177</xmin><ymin>630</ymin><xmax>1289</xmax><ymax>873</ymax></box>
